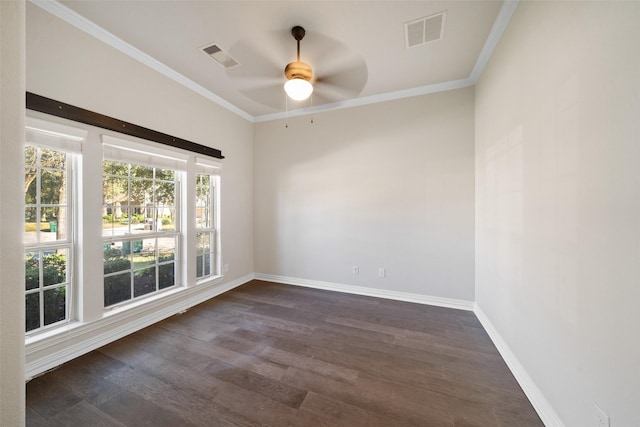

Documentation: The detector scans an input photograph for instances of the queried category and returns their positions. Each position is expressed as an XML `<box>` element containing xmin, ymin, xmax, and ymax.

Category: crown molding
<box><xmin>254</xmin><ymin>77</ymin><xmax>474</xmax><ymax>123</ymax></box>
<box><xmin>31</xmin><ymin>0</ymin><xmax>519</xmax><ymax>123</ymax></box>
<box><xmin>469</xmin><ymin>0</ymin><xmax>520</xmax><ymax>83</ymax></box>
<box><xmin>29</xmin><ymin>0</ymin><xmax>255</xmax><ymax>123</ymax></box>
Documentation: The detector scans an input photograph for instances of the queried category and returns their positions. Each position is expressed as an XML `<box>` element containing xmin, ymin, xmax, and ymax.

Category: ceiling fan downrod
<box><xmin>284</xmin><ymin>26</ymin><xmax>313</xmax><ymax>83</ymax></box>
<box><xmin>292</xmin><ymin>26</ymin><xmax>305</xmax><ymax>62</ymax></box>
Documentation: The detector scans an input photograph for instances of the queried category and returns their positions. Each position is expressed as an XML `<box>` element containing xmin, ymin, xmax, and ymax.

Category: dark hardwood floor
<box><xmin>26</xmin><ymin>280</ymin><xmax>543</xmax><ymax>426</ymax></box>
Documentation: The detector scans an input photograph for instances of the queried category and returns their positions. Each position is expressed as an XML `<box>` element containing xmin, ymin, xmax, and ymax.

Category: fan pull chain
<box><xmin>310</xmin><ymin>93</ymin><xmax>314</xmax><ymax>124</ymax></box>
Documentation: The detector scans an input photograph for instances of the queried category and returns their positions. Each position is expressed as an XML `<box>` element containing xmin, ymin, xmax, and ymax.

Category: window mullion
<box><xmin>38</xmin><ymin>251</ymin><xmax>44</xmax><ymax>329</ymax></box>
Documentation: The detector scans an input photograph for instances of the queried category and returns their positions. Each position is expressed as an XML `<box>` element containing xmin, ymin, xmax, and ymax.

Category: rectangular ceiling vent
<box><xmin>201</xmin><ymin>43</ymin><xmax>239</xmax><ymax>69</ymax></box>
<box><xmin>405</xmin><ymin>11</ymin><xmax>446</xmax><ymax>48</ymax></box>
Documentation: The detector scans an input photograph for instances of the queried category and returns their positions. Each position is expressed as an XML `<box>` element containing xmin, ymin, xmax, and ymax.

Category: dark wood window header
<box><xmin>26</xmin><ymin>92</ymin><xmax>224</xmax><ymax>159</ymax></box>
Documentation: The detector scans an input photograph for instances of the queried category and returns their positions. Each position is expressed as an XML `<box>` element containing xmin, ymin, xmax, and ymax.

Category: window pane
<box><xmin>104</xmin><ymin>273</ymin><xmax>131</xmax><ymax>306</ymax></box>
<box><xmin>134</xmin><ymin>239</ymin><xmax>156</xmax><ymax>269</ymax></box>
<box><xmin>158</xmin><ymin>263</ymin><xmax>174</xmax><ymax>290</ymax></box>
<box><xmin>103</xmin><ymin>161</ymin><xmax>129</xmax><ymax>176</ymax></box>
<box><xmin>197</xmin><ymin>233</ymin><xmax>211</xmax><ymax>254</ymax></box>
<box><xmin>158</xmin><ymin>237</ymin><xmax>175</xmax><ymax>262</ymax></box>
<box><xmin>104</xmin><ymin>242</ymin><xmax>131</xmax><ymax>274</ymax></box>
<box><xmin>25</xmin><ymin>146</ymin><xmax>37</xmax><ymax>167</ymax></box>
<box><xmin>196</xmin><ymin>174</ymin><xmax>212</xmax><ymax>229</ymax></box>
<box><xmin>24</xmin><ymin>207</ymin><xmax>67</xmax><ymax>243</ymax></box>
<box><xmin>43</xmin><ymin>250</ymin><xmax>67</xmax><ymax>287</ymax></box>
<box><xmin>104</xmin><ymin>176</ymin><xmax>129</xmax><ymax>203</ymax></box>
<box><xmin>26</xmin><ymin>293</ymin><xmax>40</xmax><ymax>332</ymax></box>
<box><xmin>25</xmin><ymin>252</ymin><xmax>40</xmax><ymax>291</ymax></box>
<box><xmin>103</xmin><ymin>176</ymin><xmax>129</xmax><ymax>237</ymax></box>
<box><xmin>196</xmin><ymin>204</ymin><xmax>210</xmax><ymax>229</ymax></box>
<box><xmin>156</xmin><ymin>181</ymin><xmax>175</xmax><ymax>206</ymax></box>
<box><xmin>134</xmin><ymin>268</ymin><xmax>156</xmax><ymax>298</ymax></box>
<box><xmin>197</xmin><ymin>174</ymin><xmax>210</xmax><ymax>187</ymax></box>
<box><xmin>140</xmin><ymin>211</ymin><xmax>160</xmax><ymax>232</ymax></box>
<box><xmin>128</xmin><ymin>207</ymin><xmax>147</xmax><ymax>235</ymax></box>
<box><xmin>45</xmin><ymin>207</ymin><xmax>67</xmax><ymax>241</ymax></box>
<box><xmin>40</xmin><ymin>148</ymin><xmax>66</xmax><ymax>170</ymax></box>
<box><xmin>130</xmin><ymin>164</ymin><xmax>153</xmax><ymax>179</ymax></box>
<box><xmin>25</xmin><ymin>168</ymin><xmax>37</xmax><ymax>204</ymax></box>
<box><xmin>159</xmin><ymin>208</ymin><xmax>176</xmax><ymax>231</ymax></box>
<box><xmin>204</xmin><ymin>252</ymin><xmax>212</xmax><ymax>276</ymax></box>
<box><xmin>155</xmin><ymin>168</ymin><xmax>175</xmax><ymax>181</ymax></box>
<box><xmin>196</xmin><ymin>254</ymin><xmax>204</xmax><ymax>278</ymax></box>
<box><xmin>130</xmin><ymin>178</ymin><xmax>153</xmax><ymax>209</ymax></box>
<box><xmin>24</xmin><ymin>207</ymin><xmax>38</xmax><ymax>243</ymax></box>
<box><xmin>44</xmin><ymin>286</ymin><xmax>66</xmax><ymax>326</ymax></box>
<box><xmin>40</xmin><ymin>169</ymin><xmax>65</xmax><ymax>205</ymax></box>
<box><xmin>196</xmin><ymin>232</ymin><xmax>214</xmax><ymax>279</ymax></box>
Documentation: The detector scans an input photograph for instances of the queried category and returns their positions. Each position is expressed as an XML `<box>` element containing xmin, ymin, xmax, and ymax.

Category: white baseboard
<box><xmin>254</xmin><ymin>273</ymin><xmax>475</xmax><ymax>311</ymax></box>
<box><xmin>25</xmin><ymin>273</ymin><xmax>253</xmax><ymax>380</ymax></box>
<box><xmin>474</xmin><ymin>305</ymin><xmax>565</xmax><ymax>427</ymax></box>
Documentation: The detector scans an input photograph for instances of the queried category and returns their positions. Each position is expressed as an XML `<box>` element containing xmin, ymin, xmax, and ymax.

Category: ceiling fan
<box><xmin>283</xmin><ymin>26</ymin><xmax>314</xmax><ymax>101</ymax></box>
<box><xmin>225</xmin><ymin>26</ymin><xmax>368</xmax><ymax>112</ymax></box>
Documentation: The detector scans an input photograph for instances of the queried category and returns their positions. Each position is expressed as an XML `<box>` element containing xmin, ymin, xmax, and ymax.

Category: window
<box><xmin>23</xmin><ymin>116</ymin><xmax>224</xmax><ymax>346</ymax></box>
<box><xmin>101</xmin><ymin>136</ymin><xmax>186</xmax><ymax>308</ymax></box>
<box><xmin>102</xmin><ymin>142</ymin><xmax>183</xmax><ymax>307</ymax></box>
<box><xmin>196</xmin><ymin>173</ymin><xmax>219</xmax><ymax>279</ymax></box>
<box><xmin>24</xmin><ymin>118</ymin><xmax>85</xmax><ymax>333</ymax></box>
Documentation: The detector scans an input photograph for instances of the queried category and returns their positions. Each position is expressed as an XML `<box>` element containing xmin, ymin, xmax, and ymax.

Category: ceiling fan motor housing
<box><xmin>285</xmin><ymin>61</ymin><xmax>313</xmax><ymax>81</ymax></box>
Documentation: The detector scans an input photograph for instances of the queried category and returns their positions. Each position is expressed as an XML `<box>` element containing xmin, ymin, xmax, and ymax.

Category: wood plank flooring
<box><xmin>26</xmin><ymin>280</ymin><xmax>543</xmax><ymax>426</ymax></box>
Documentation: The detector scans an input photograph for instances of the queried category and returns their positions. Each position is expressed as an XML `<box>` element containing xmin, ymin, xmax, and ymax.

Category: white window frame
<box><xmin>102</xmin><ymin>135</ymin><xmax>187</xmax><ymax>309</ymax></box>
<box><xmin>195</xmin><ymin>158</ymin><xmax>222</xmax><ymax>282</ymax></box>
<box><xmin>24</xmin><ymin>117</ymin><xmax>86</xmax><ymax>336</ymax></box>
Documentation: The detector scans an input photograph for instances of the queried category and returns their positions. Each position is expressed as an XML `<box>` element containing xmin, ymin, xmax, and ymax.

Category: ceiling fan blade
<box><xmin>225</xmin><ymin>30</ymin><xmax>289</xmax><ymax>83</ymax></box>
<box><xmin>300</xmin><ymin>31</ymin><xmax>368</xmax><ymax>102</ymax></box>
<box><xmin>314</xmin><ymin>55</ymin><xmax>368</xmax><ymax>102</ymax></box>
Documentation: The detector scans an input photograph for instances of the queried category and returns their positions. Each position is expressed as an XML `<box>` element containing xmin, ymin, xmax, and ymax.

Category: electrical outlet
<box><xmin>594</xmin><ymin>404</ymin><xmax>610</xmax><ymax>427</ymax></box>
<box><xmin>352</xmin><ymin>266</ymin><xmax>359</xmax><ymax>275</ymax></box>
<box><xmin>223</xmin><ymin>264</ymin><xmax>229</xmax><ymax>273</ymax></box>
<box><xmin>378</xmin><ymin>268</ymin><xmax>386</xmax><ymax>278</ymax></box>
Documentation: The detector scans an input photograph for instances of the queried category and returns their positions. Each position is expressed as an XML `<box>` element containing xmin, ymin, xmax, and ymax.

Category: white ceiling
<box><xmin>37</xmin><ymin>0</ymin><xmax>515</xmax><ymax>121</ymax></box>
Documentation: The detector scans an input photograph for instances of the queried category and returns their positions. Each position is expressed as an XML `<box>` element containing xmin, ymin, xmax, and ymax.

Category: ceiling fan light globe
<box><xmin>284</xmin><ymin>78</ymin><xmax>313</xmax><ymax>101</ymax></box>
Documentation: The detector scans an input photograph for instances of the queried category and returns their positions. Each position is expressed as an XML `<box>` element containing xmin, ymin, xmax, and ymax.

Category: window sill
<box><xmin>195</xmin><ymin>274</ymin><xmax>224</xmax><ymax>287</ymax></box>
<box><xmin>26</xmin><ymin>320</ymin><xmax>84</xmax><ymax>347</ymax></box>
<box><xmin>103</xmin><ymin>285</ymin><xmax>186</xmax><ymax>318</ymax></box>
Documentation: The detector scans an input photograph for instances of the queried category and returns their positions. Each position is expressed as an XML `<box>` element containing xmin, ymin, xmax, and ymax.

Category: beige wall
<box><xmin>0</xmin><ymin>0</ymin><xmax>26</xmax><ymax>425</ymax></box>
<box><xmin>254</xmin><ymin>87</ymin><xmax>475</xmax><ymax>301</ymax></box>
<box><xmin>475</xmin><ymin>2</ymin><xmax>640</xmax><ymax>426</ymax></box>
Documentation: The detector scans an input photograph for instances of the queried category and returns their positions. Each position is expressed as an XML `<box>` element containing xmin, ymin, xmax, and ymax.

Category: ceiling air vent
<box><xmin>201</xmin><ymin>43</ymin><xmax>239</xmax><ymax>69</ymax></box>
<box><xmin>405</xmin><ymin>11</ymin><xmax>446</xmax><ymax>48</ymax></box>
